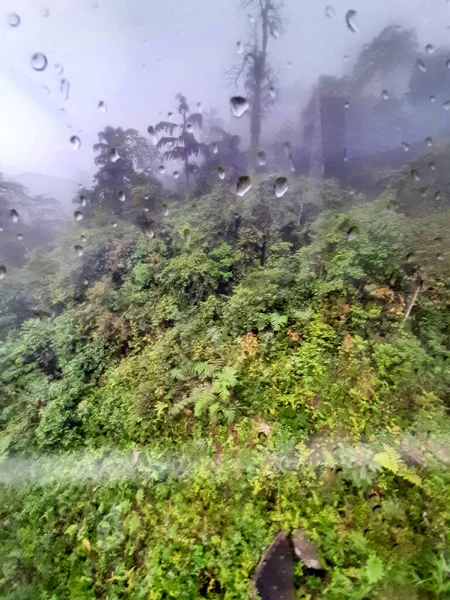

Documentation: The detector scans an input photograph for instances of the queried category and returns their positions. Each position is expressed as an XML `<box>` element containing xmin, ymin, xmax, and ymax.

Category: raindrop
<box><xmin>80</xmin><ymin>235</ymin><xmax>87</xmax><ymax>243</ymax></box>
<box><xmin>274</xmin><ymin>176</ymin><xmax>288</xmax><ymax>198</ymax></box>
<box><xmin>387</xmin><ymin>199</ymin><xmax>398</xmax><ymax>213</ymax></box>
<box><xmin>31</xmin><ymin>52</ymin><xmax>48</xmax><ymax>71</ymax></box>
<box><xmin>196</xmin><ymin>101</ymin><xmax>202</xmax><ymax>112</ymax></box>
<box><xmin>381</xmin><ymin>89</ymin><xmax>389</xmax><ymax>100</ymax></box>
<box><xmin>416</xmin><ymin>59</ymin><xmax>427</xmax><ymax>72</ymax></box>
<box><xmin>54</xmin><ymin>63</ymin><xmax>63</xmax><ymax>75</ymax></box>
<box><xmin>60</xmin><ymin>78</ymin><xmax>70</xmax><ymax>100</ymax></box>
<box><xmin>167</xmin><ymin>111</ymin><xmax>173</xmax><ymax>117</ymax></box>
<box><xmin>74</xmin><ymin>245</ymin><xmax>83</xmax><ymax>257</ymax></box>
<box><xmin>17</xmin><ymin>233</ymin><xmax>23</xmax><ymax>241</ymax></box>
<box><xmin>325</xmin><ymin>5</ymin><xmax>335</xmax><ymax>18</ymax></box>
<box><xmin>411</xmin><ymin>169</ymin><xmax>420</xmax><ymax>181</ymax></box>
<box><xmin>429</xmin><ymin>162</ymin><xmax>436</xmax><ymax>171</ymax></box>
<box><xmin>288</xmin><ymin>153</ymin><xmax>295</xmax><ymax>172</ymax></box>
<box><xmin>345</xmin><ymin>10</ymin><xmax>359</xmax><ymax>33</ymax></box>
<box><xmin>173</xmin><ymin>171</ymin><xmax>180</xmax><ymax>179</ymax></box>
<box><xmin>163</xmin><ymin>204</ymin><xmax>169</xmax><ymax>217</ymax></box>
<box><xmin>248</xmin><ymin>13</ymin><xmax>255</xmax><ymax>24</ymax></box>
<box><xmin>443</xmin><ymin>100</ymin><xmax>450</xmax><ymax>110</ymax></box>
<box><xmin>147</xmin><ymin>126</ymin><xmax>158</xmax><ymax>144</ymax></box>
<box><xmin>230</xmin><ymin>96</ymin><xmax>249</xmax><ymax>118</ymax></box>
<box><xmin>217</xmin><ymin>166</ymin><xmax>225</xmax><ymax>179</ymax></box>
<box><xmin>426</xmin><ymin>136</ymin><xmax>433</xmax><ymax>146</ymax></box>
<box><xmin>344</xmin><ymin>100</ymin><xmax>350</xmax><ymax>108</ymax></box>
<box><xmin>7</xmin><ymin>13</ymin><xmax>21</xmax><ymax>27</ymax></box>
<box><xmin>41</xmin><ymin>86</ymin><xmax>50</xmax><ymax>95</ymax></box>
<box><xmin>343</xmin><ymin>54</ymin><xmax>349</xmax><ymax>62</ymax></box>
<box><xmin>98</xmin><ymin>100</ymin><xmax>107</xmax><ymax>113</ymax></box>
<box><xmin>343</xmin><ymin>147</ymin><xmax>348</xmax><ymax>162</ymax></box>
<box><xmin>83</xmin><ymin>278</ymin><xmax>89</xmax><ymax>286</ymax></box>
<box><xmin>434</xmin><ymin>236</ymin><xmax>442</xmax><ymax>246</ymax></box>
<box><xmin>212</xmin><ymin>142</ymin><xmax>218</xmax><ymax>154</ymax></box>
<box><xmin>145</xmin><ymin>227</ymin><xmax>154</xmax><ymax>239</ymax></box>
<box><xmin>74</xmin><ymin>211</ymin><xmax>83</xmax><ymax>221</ymax></box>
<box><xmin>109</xmin><ymin>148</ymin><xmax>120</xmax><ymax>162</ymax></box>
<box><xmin>70</xmin><ymin>135</ymin><xmax>81</xmax><ymax>150</ymax></box>
<box><xmin>430</xmin><ymin>95</ymin><xmax>436</xmax><ymax>103</ymax></box>
<box><xmin>10</xmin><ymin>209</ymin><xmax>19</xmax><ymax>223</ymax></box>
<box><xmin>401</xmin><ymin>141</ymin><xmax>410</xmax><ymax>152</ymax></box>
<box><xmin>158</xmin><ymin>165</ymin><xmax>166</xmax><ymax>174</ymax></box>
<box><xmin>447</xmin><ymin>59</ymin><xmax>450</xmax><ymax>69</ymax></box>
<box><xmin>257</xmin><ymin>151</ymin><xmax>266</xmax><ymax>166</ymax></box>
<box><xmin>80</xmin><ymin>196</ymin><xmax>87</xmax><ymax>207</ymax></box>
<box><xmin>41</xmin><ymin>7</ymin><xmax>49</xmax><ymax>17</ymax></box>
<box><xmin>236</xmin><ymin>175</ymin><xmax>252</xmax><ymax>197</ymax></box>
<box><xmin>435</xmin><ymin>190</ymin><xmax>441</xmax><ymax>200</ymax></box>
<box><xmin>118</xmin><ymin>191</ymin><xmax>126</xmax><ymax>202</ymax></box>
<box><xmin>271</xmin><ymin>26</ymin><xmax>280</xmax><ymax>39</ymax></box>
<box><xmin>346</xmin><ymin>226</ymin><xmax>359</xmax><ymax>241</ymax></box>
<box><xmin>236</xmin><ymin>41</ymin><xmax>243</xmax><ymax>54</ymax></box>
<box><xmin>184</xmin><ymin>231</ymin><xmax>191</xmax><ymax>245</ymax></box>
<box><xmin>269</xmin><ymin>85</ymin><xmax>276</xmax><ymax>99</ymax></box>
<box><xmin>112</xmin><ymin>222</ymin><xmax>118</xmax><ymax>228</ymax></box>
<box><xmin>348</xmin><ymin>187</ymin><xmax>356</xmax><ymax>196</ymax></box>
<box><xmin>425</xmin><ymin>43</ymin><xmax>435</xmax><ymax>55</ymax></box>
<box><xmin>186</xmin><ymin>122</ymin><xmax>194</xmax><ymax>132</ymax></box>
<box><xmin>436</xmin><ymin>253</ymin><xmax>444</xmax><ymax>261</ymax></box>
<box><xmin>0</xmin><ymin>266</ymin><xmax>6</xmax><ymax>280</ymax></box>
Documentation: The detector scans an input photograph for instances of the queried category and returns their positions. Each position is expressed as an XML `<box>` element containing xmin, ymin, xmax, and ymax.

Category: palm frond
<box><xmin>187</xmin><ymin>113</ymin><xmax>203</xmax><ymax>128</ymax></box>
<box><xmin>155</xmin><ymin>121</ymin><xmax>178</xmax><ymax>135</ymax></box>
<box><xmin>156</xmin><ymin>136</ymin><xmax>178</xmax><ymax>151</ymax></box>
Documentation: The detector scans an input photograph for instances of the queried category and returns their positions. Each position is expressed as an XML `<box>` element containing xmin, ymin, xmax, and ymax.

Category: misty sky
<box><xmin>1</xmin><ymin>0</ymin><xmax>449</xmax><ymax>184</ymax></box>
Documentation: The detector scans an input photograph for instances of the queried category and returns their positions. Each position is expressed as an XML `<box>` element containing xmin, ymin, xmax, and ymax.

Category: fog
<box><xmin>1</xmin><ymin>0</ymin><xmax>450</xmax><ymax>187</ymax></box>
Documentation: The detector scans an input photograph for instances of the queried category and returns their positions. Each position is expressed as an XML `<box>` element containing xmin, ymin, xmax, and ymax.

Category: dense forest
<box><xmin>1</xmin><ymin>2</ymin><xmax>450</xmax><ymax>599</ymax></box>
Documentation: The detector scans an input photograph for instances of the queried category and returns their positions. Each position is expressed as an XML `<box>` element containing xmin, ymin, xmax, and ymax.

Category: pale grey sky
<box><xmin>0</xmin><ymin>0</ymin><xmax>449</xmax><ymax>183</ymax></box>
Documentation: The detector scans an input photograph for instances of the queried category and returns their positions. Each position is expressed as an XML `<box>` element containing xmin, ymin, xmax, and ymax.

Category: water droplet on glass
<box><xmin>416</xmin><ymin>59</ymin><xmax>427</xmax><ymax>72</ymax></box>
<box><xmin>425</xmin><ymin>43</ymin><xmax>435</xmax><ymax>55</ymax></box>
<box><xmin>118</xmin><ymin>191</ymin><xmax>126</xmax><ymax>202</ymax></box>
<box><xmin>257</xmin><ymin>151</ymin><xmax>266</xmax><ymax>166</ymax></box>
<box><xmin>230</xmin><ymin>96</ymin><xmax>249</xmax><ymax>118</ymax></box>
<box><xmin>74</xmin><ymin>245</ymin><xmax>83</xmax><ymax>257</ymax></box>
<box><xmin>411</xmin><ymin>169</ymin><xmax>420</xmax><ymax>181</ymax></box>
<box><xmin>10</xmin><ymin>209</ymin><xmax>19</xmax><ymax>223</ymax></box>
<box><xmin>429</xmin><ymin>162</ymin><xmax>436</xmax><ymax>171</ymax></box>
<box><xmin>0</xmin><ymin>266</ymin><xmax>6</xmax><ymax>280</ymax></box>
<box><xmin>196</xmin><ymin>101</ymin><xmax>202</xmax><ymax>113</ymax></box>
<box><xmin>288</xmin><ymin>154</ymin><xmax>295</xmax><ymax>172</ymax></box>
<box><xmin>109</xmin><ymin>148</ymin><xmax>120</xmax><ymax>162</ymax></box>
<box><xmin>83</xmin><ymin>278</ymin><xmax>89</xmax><ymax>286</ymax></box>
<box><xmin>268</xmin><ymin>85</ymin><xmax>276</xmax><ymax>99</ymax></box>
<box><xmin>212</xmin><ymin>142</ymin><xmax>218</xmax><ymax>154</ymax></box>
<box><xmin>147</xmin><ymin>126</ymin><xmax>158</xmax><ymax>144</ymax></box>
<box><xmin>41</xmin><ymin>85</ymin><xmax>50</xmax><ymax>95</ymax></box>
<box><xmin>31</xmin><ymin>53</ymin><xmax>48</xmax><ymax>71</ymax></box>
<box><xmin>434</xmin><ymin>236</ymin><xmax>442</xmax><ymax>246</ymax></box>
<box><xmin>401</xmin><ymin>141</ymin><xmax>410</xmax><ymax>152</ymax></box>
<box><xmin>346</xmin><ymin>226</ymin><xmax>358</xmax><ymax>241</ymax></box>
<box><xmin>217</xmin><ymin>166</ymin><xmax>225</xmax><ymax>179</ymax></box>
<box><xmin>236</xmin><ymin>41</ymin><xmax>243</xmax><ymax>54</ymax></box>
<box><xmin>348</xmin><ymin>187</ymin><xmax>356</xmax><ymax>196</ymax></box>
<box><xmin>158</xmin><ymin>165</ymin><xmax>166</xmax><ymax>174</ymax></box>
<box><xmin>236</xmin><ymin>175</ymin><xmax>252</xmax><ymax>196</ymax></box>
<box><xmin>343</xmin><ymin>54</ymin><xmax>349</xmax><ymax>62</ymax></box>
<box><xmin>145</xmin><ymin>227</ymin><xmax>154</xmax><ymax>239</ymax></box>
<box><xmin>186</xmin><ymin>122</ymin><xmax>194</xmax><ymax>132</ymax></box>
<box><xmin>54</xmin><ymin>63</ymin><xmax>63</xmax><ymax>75</ymax></box>
<box><xmin>112</xmin><ymin>222</ymin><xmax>118</xmax><ymax>228</ymax></box>
<box><xmin>344</xmin><ymin>147</ymin><xmax>348</xmax><ymax>162</ymax></box>
<box><xmin>426</xmin><ymin>136</ymin><xmax>433</xmax><ymax>146</ymax></box>
<box><xmin>345</xmin><ymin>10</ymin><xmax>359</xmax><ymax>33</ymax></box>
<box><xmin>17</xmin><ymin>233</ymin><xmax>23</xmax><ymax>241</ymax></box>
<box><xmin>344</xmin><ymin>100</ymin><xmax>350</xmax><ymax>108</ymax></box>
<box><xmin>74</xmin><ymin>211</ymin><xmax>83</xmax><ymax>221</ymax></box>
<box><xmin>41</xmin><ymin>7</ymin><xmax>49</xmax><ymax>17</ymax></box>
<box><xmin>173</xmin><ymin>171</ymin><xmax>180</xmax><ymax>179</ymax></box>
<box><xmin>446</xmin><ymin>59</ymin><xmax>450</xmax><ymax>69</ymax></box>
<box><xmin>387</xmin><ymin>199</ymin><xmax>398</xmax><ymax>213</ymax></box>
<box><xmin>443</xmin><ymin>100</ymin><xmax>450</xmax><ymax>110</ymax></box>
<box><xmin>381</xmin><ymin>89</ymin><xmax>389</xmax><ymax>100</ymax></box>
<box><xmin>80</xmin><ymin>235</ymin><xmax>87</xmax><ymax>243</ymax></box>
<box><xmin>325</xmin><ymin>5</ymin><xmax>335</xmax><ymax>18</ymax></box>
<box><xmin>248</xmin><ymin>13</ymin><xmax>255</xmax><ymax>24</ymax></box>
<box><xmin>167</xmin><ymin>111</ymin><xmax>173</xmax><ymax>117</ymax></box>
<box><xmin>60</xmin><ymin>78</ymin><xmax>70</xmax><ymax>100</ymax></box>
<box><xmin>436</xmin><ymin>253</ymin><xmax>444</xmax><ymax>261</ymax></box>
<box><xmin>7</xmin><ymin>13</ymin><xmax>20</xmax><ymax>27</ymax></box>
<box><xmin>429</xmin><ymin>95</ymin><xmax>436</xmax><ymax>103</ymax></box>
<box><xmin>163</xmin><ymin>204</ymin><xmax>169</xmax><ymax>217</ymax></box>
<box><xmin>274</xmin><ymin>177</ymin><xmax>288</xmax><ymax>198</ymax></box>
<box><xmin>70</xmin><ymin>135</ymin><xmax>81</xmax><ymax>150</ymax></box>
<box><xmin>435</xmin><ymin>190</ymin><xmax>441</xmax><ymax>200</ymax></box>
<box><xmin>98</xmin><ymin>100</ymin><xmax>107</xmax><ymax>113</ymax></box>
<box><xmin>271</xmin><ymin>26</ymin><xmax>280</xmax><ymax>39</ymax></box>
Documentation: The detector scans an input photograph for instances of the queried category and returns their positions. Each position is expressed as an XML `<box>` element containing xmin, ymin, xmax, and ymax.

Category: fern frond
<box><xmin>194</xmin><ymin>392</ymin><xmax>214</xmax><ymax>417</ymax></box>
<box><xmin>269</xmin><ymin>312</ymin><xmax>288</xmax><ymax>332</ymax></box>
<box><xmin>208</xmin><ymin>402</ymin><xmax>220</xmax><ymax>416</ymax></box>
<box><xmin>212</xmin><ymin>381</ymin><xmax>230</xmax><ymax>401</ymax></box>
<box><xmin>398</xmin><ymin>466</ymin><xmax>422</xmax><ymax>487</ymax></box>
<box><xmin>374</xmin><ymin>445</ymin><xmax>403</xmax><ymax>474</ymax></box>
<box><xmin>322</xmin><ymin>449</ymin><xmax>337</xmax><ymax>469</ymax></box>
<box><xmin>222</xmin><ymin>407</ymin><xmax>236</xmax><ymax>423</ymax></box>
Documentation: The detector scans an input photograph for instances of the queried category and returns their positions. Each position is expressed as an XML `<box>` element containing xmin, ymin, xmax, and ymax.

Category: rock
<box><xmin>253</xmin><ymin>531</ymin><xmax>295</xmax><ymax>600</ymax></box>
<box><xmin>291</xmin><ymin>529</ymin><xmax>323</xmax><ymax>570</ymax></box>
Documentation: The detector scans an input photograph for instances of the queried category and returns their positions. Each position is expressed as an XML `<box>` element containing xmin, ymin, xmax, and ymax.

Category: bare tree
<box><xmin>228</xmin><ymin>0</ymin><xmax>284</xmax><ymax>169</ymax></box>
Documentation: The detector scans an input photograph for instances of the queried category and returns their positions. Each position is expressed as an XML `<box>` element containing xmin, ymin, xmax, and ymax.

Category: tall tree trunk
<box><xmin>250</xmin><ymin>1</ymin><xmax>269</xmax><ymax>170</ymax></box>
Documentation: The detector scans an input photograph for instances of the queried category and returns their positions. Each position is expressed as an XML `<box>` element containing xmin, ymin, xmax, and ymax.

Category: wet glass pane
<box><xmin>0</xmin><ymin>1</ymin><xmax>449</xmax><ymax>598</ymax></box>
